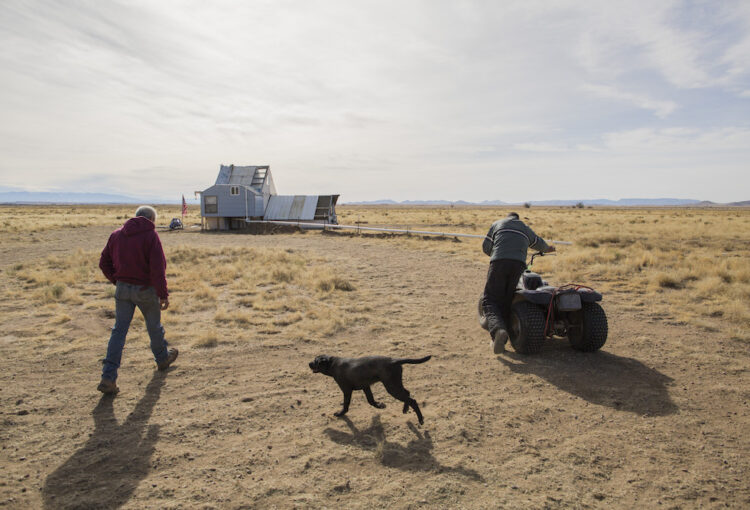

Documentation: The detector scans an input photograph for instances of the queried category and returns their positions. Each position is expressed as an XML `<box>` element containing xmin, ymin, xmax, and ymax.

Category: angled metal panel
<box><xmin>227</xmin><ymin>166</ymin><xmax>257</xmax><ymax>186</ymax></box>
<box><xmin>215</xmin><ymin>165</ymin><xmax>231</xmax><ymax>184</ymax></box>
<box><xmin>289</xmin><ymin>196</ymin><xmax>307</xmax><ymax>219</ymax></box>
<box><xmin>264</xmin><ymin>195</ymin><xmax>293</xmax><ymax>220</ymax></box>
<box><xmin>265</xmin><ymin>195</ymin><xmax>318</xmax><ymax>220</ymax></box>
<box><xmin>301</xmin><ymin>196</ymin><xmax>317</xmax><ymax>219</ymax></box>
<box><xmin>265</xmin><ymin>170</ymin><xmax>277</xmax><ymax>195</ymax></box>
<box><xmin>217</xmin><ymin>164</ymin><xmax>273</xmax><ymax>189</ymax></box>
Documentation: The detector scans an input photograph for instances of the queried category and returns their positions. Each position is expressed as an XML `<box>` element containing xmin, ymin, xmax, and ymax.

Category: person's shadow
<box><xmin>498</xmin><ymin>342</ymin><xmax>678</xmax><ymax>416</ymax></box>
<box><xmin>42</xmin><ymin>371</ymin><xmax>167</xmax><ymax>509</ymax></box>
<box><xmin>325</xmin><ymin>416</ymin><xmax>483</xmax><ymax>481</ymax></box>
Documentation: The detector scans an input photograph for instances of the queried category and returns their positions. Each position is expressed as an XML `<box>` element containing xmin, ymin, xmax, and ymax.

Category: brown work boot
<box><xmin>157</xmin><ymin>348</ymin><xmax>179</xmax><ymax>371</ymax></box>
<box><xmin>492</xmin><ymin>329</ymin><xmax>509</xmax><ymax>354</ymax></box>
<box><xmin>97</xmin><ymin>378</ymin><xmax>119</xmax><ymax>395</ymax></box>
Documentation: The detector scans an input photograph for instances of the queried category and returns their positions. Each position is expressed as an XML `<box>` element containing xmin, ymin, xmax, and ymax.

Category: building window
<box><xmin>205</xmin><ymin>195</ymin><xmax>218</xmax><ymax>213</ymax></box>
<box><xmin>230</xmin><ymin>186</ymin><xmax>240</xmax><ymax>196</ymax></box>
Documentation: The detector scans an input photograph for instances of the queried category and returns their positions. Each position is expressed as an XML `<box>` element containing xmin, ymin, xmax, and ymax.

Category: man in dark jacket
<box><xmin>97</xmin><ymin>205</ymin><xmax>178</xmax><ymax>394</ymax></box>
<box><xmin>482</xmin><ymin>212</ymin><xmax>554</xmax><ymax>353</ymax></box>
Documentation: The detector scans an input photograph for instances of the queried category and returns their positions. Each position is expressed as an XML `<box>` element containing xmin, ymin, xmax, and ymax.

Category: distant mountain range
<box><xmin>0</xmin><ymin>190</ymin><xmax>747</xmax><ymax>207</ymax></box>
<box><xmin>0</xmin><ymin>191</ymin><xmax>185</xmax><ymax>204</ymax></box>
<box><xmin>346</xmin><ymin>198</ymin><xmax>750</xmax><ymax>207</ymax></box>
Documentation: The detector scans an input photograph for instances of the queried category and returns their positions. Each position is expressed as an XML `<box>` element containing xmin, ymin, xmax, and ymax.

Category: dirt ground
<box><xmin>1</xmin><ymin>225</ymin><xmax>749</xmax><ymax>509</ymax></box>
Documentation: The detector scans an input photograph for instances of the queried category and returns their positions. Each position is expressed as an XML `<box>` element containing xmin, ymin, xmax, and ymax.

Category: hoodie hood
<box><xmin>121</xmin><ymin>216</ymin><xmax>155</xmax><ymax>236</ymax></box>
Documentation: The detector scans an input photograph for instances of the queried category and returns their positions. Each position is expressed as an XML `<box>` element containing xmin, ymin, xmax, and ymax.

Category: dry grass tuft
<box><xmin>52</xmin><ymin>313</ymin><xmax>72</xmax><ymax>324</ymax></box>
<box><xmin>316</xmin><ymin>277</ymin><xmax>355</xmax><ymax>292</ymax></box>
<box><xmin>272</xmin><ymin>268</ymin><xmax>296</xmax><ymax>283</ymax></box>
<box><xmin>654</xmin><ymin>273</ymin><xmax>683</xmax><ymax>289</ymax></box>
<box><xmin>193</xmin><ymin>333</ymin><xmax>219</xmax><ymax>348</ymax></box>
<box><xmin>193</xmin><ymin>283</ymin><xmax>218</xmax><ymax>300</ymax></box>
<box><xmin>44</xmin><ymin>283</ymin><xmax>67</xmax><ymax>301</ymax></box>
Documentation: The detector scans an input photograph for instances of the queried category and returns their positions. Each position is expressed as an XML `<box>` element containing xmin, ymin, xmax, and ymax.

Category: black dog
<box><xmin>309</xmin><ymin>354</ymin><xmax>431</xmax><ymax>424</ymax></box>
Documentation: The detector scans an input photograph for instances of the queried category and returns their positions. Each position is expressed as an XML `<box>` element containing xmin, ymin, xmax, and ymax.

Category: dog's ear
<box><xmin>311</xmin><ymin>354</ymin><xmax>331</xmax><ymax>372</ymax></box>
<box><xmin>315</xmin><ymin>355</ymin><xmax>333</xmax><ymax>373</ymax></box>
<box><xmin>319</xmin><ymin>355</ymin><xmax>331</xmax><ymax>370</ymax></box>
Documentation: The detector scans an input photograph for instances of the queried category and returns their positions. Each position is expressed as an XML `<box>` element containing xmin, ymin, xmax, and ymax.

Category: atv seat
<box><xmin>521</xmin><ymin>272</ymin><xmax>545</xmax><ymax>290</ymax></box>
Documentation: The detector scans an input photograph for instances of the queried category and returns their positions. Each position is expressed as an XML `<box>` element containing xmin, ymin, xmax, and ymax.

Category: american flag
<box><xmin>182</xmin><ymin>195</ymin><xmax>187</xmax><ymax>217</ymax></box>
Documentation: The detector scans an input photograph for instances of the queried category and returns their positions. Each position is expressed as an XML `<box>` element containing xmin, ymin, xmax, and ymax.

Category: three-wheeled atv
<box><xmin>479</xmin><ymin>252</ymin><xmax>608</xmax><ymax>354</ymax></box>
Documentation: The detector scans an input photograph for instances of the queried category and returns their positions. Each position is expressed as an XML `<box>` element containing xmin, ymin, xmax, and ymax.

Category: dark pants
<box><xmin>482</xmin><ymin>259</ymin><xmax>525</xmax><ymax>337</ymax></box>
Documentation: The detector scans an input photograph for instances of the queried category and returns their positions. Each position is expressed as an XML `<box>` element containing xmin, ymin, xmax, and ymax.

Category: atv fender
<box><xmin>514</xmin><ymin>290</ymin><xmax>553</xmax><ymax>306</ymax></box>
<box><xmin>579</xmin><ymin>290</ymin><xmax>603</xmax><ymax>302</ymax></box>
<box><xmin>514</xmin><ymin>289</ymin><xmax>603</xmax><ymax>306</ymax></box>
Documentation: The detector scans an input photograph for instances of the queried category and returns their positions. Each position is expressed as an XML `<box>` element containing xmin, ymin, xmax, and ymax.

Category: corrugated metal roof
<box><xmin>264</xmin><ymin>195</ymin><xmax>319</xmax><ymax>220</ymax></box>
<box><xmin>215</xmin><ymin>165</ymin><xmax>232</xmax><ymax>184</ymax></box>
<box><xmin>228</xmin><ymin>172</ymin><xmax>255</xmax><ymax>186</ymax></box>
<box><xmin>215</xmin><ymin>165</ymin><xmax>269</xmax><ymax>188</ymax></box>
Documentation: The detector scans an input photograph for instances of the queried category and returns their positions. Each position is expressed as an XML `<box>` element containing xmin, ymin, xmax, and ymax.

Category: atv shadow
<box><xmin>497</xmin><ymin>342</ymin><xmax>678</xmax><ymax>416</ymax></box>
<box><xmin>42</xmin><ymin>371</ymin><xmax>166</xmax><ymax>509</ymax></box>
<box><xmin>325</xmin><ymin>416</ymin><xmax>483</xmax><ymax>481</ymax></box>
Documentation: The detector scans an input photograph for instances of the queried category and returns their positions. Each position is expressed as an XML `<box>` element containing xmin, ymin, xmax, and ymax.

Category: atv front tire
<box><xmin>509</xmin><ymin>301</ymin><xmax>546</xmax><ymax>354</ymax></box>
<box><xmin>569</xmin><ymin>302</ymin><xmax>608</xmax><ymax>352</ymax></box>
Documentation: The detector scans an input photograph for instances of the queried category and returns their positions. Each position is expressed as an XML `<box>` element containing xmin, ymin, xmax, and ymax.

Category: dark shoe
<box><xmin>492</xmin><ymin>329</ymin><xmax>508</xmax><ymax>354</ymax></box>
<box><xmin>97</xmin><ymin>378</ymin><xmax>119</xmax><ymax>395</ymax></box>
<box><xmin>157</xmin><ymin>348</ymin><xmax>179</xmax><ymax>371</ymax></box>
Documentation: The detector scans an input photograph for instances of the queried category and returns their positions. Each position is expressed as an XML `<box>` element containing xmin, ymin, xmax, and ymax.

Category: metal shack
<box><xmin>200</xmin><ymin>164</ymin><xmax>339</xmax><ymax>230</ymax></box>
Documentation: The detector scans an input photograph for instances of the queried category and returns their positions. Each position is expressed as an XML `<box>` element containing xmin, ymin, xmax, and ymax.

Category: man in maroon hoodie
<box><xmin>97</xmin><ymin>205</ymin><xmax>178</xmax><ymax>394</ymax></box>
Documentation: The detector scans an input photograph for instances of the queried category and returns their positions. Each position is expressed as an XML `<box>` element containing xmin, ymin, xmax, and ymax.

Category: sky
<box><xmin>1</xmin><ymin>0</ymin><xmax>749</xmax><ymax>203</ymax></box>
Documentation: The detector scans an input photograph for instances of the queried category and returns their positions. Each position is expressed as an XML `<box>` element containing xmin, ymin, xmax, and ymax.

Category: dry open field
<box><xmin>1</xmin><ymin>204</ymin><xmax>749</xmax><ymax>509</ymax></box>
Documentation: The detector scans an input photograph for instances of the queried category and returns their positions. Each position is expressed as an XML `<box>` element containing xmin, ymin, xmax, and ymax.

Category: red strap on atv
<box><xmin>543</xmin><ymin>290</ymin><xmax>557</xmax><ymax>337</ymax></box>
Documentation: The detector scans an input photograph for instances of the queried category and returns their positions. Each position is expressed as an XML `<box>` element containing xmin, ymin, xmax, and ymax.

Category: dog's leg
<box><xmin>334</xmin><ymin>387</ymin><xmax>352</xmax><ymax>417</ymax></box>
<box><xmin>387</xmin><ymin>369</ymin><xmax>410</xmax><ymax>415</ymax></box>
<box><xmin>363</xmin><ymin>386</ymin><xmax>386</xmax><ymax>409</ymax></box>
<box><xmin>384</xmin><ymin>384</ymin><xmax>424</xmax><ymax>425</ymax></box>
<box><xmin>408</xmin><ymin>399</ymin><xmax>424</xmax><ymax>425</ymax></box>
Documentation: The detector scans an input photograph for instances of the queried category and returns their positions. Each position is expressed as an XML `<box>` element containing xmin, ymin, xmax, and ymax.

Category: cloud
<box><xmin>582</xmin><ymin>83</ymin><xmax>678</xmax><ymax>118</ymax></box>
<box><xmin>512</xmin><ymin>142</ymin><xmax>601</xmax><ymax>153</ymax></box>
<box><xmin>513</xmin><ymin>143</ymin><xmax>570</xmax><ymax>153</ymax></box>
<box><xmin>570</xmin><ymin>1</ymin><xmax>750</xmax><ymax>90</ymax></box>
<box><xmin>0</xmin><ymin>1</ymin><xmax>748</xmax><ymax>202</ymax></box>
<box><xmin>515</xmin><ymin>126</ymin><xmax>750</xmax><ymax>155</ymax></box>
<box><xmin>602</xmin><ymin>126</ymin><xmax>750</xmax><ymax>152</ymax></box>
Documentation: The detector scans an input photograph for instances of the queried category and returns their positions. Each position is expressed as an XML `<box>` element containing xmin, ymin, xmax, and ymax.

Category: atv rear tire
<box><xmin>569</xmin><ymin>302</ymin><xmax>608</xmax><ymax>352</ymax></box>
<box><xmin>478</xmin><ymin>296</ymin><xmax>489</xmax><ymax>331</ymax></box>
<box><xmin>509</xmin><ymin>301</ymin><xmax>546</xmax><ymax>354</ymax></box>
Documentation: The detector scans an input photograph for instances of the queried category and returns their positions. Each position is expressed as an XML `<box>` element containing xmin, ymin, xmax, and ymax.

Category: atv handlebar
<box><xmin>529</xmin><ymin>250</ymin><xmax>556</xmax><ymax>268</ymax></box>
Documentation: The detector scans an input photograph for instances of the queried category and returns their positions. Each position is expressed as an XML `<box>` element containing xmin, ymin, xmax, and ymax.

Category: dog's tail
<box><xmin>395</xmin><ymin>355</ymin><xmax>432</xmax><ymax>365</ymax></box>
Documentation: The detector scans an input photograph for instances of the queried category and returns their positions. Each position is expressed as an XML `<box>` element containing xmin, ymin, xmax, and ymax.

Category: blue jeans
<box><xmin>102</xmin><ymin>282</ymin><xmax>169</xmax><ymax>381</ymax></box>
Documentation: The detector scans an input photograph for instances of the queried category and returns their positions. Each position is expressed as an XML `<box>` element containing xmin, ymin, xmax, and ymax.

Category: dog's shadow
<box><xmin>498</xmin><ymin>342</ymin><xmax>678</xmax><ymax>416</ymax></box>
<box><xmin>325</xmin><ymin>416</ymin><xmax>483</xmax><ymax>481</ymax></box>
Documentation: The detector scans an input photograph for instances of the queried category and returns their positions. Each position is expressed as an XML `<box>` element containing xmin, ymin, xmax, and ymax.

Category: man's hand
<box><xmin>545</xmin><ymin>245</ymin><xmax>556</xmax><ymax>253</ymax></box>
<box><xmin>160</xmin><ymin>298</ymin><xmax>169</xmax><ymax>310</ymax></box>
